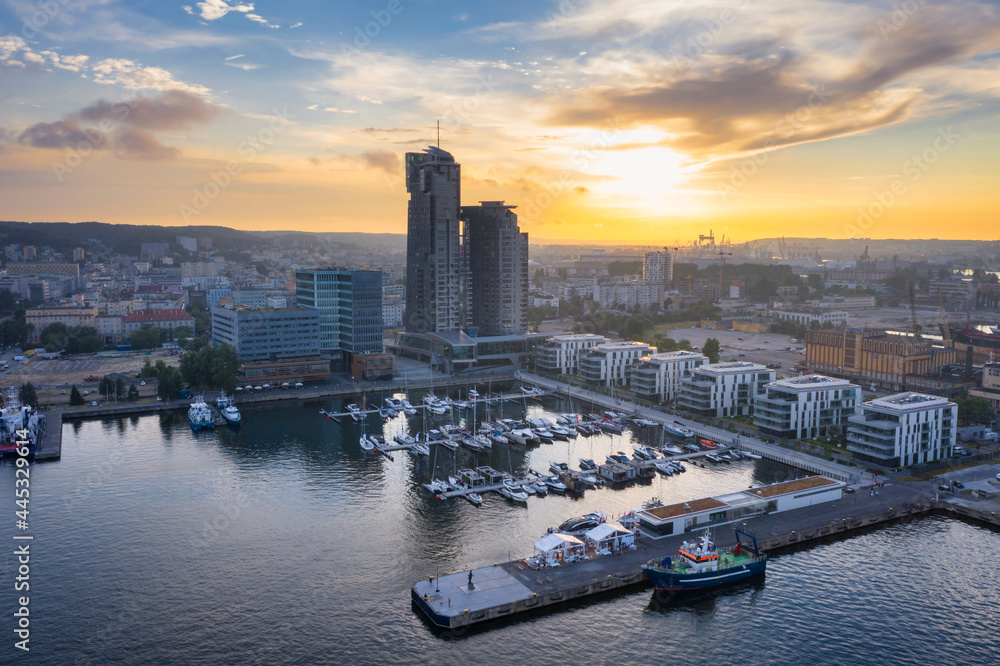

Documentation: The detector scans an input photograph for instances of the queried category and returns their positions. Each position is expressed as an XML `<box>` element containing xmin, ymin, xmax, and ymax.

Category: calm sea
<box><xmin>1</xmin><ymin>392</ymin><xmax>997</xmax><ymax>664</ymax></box>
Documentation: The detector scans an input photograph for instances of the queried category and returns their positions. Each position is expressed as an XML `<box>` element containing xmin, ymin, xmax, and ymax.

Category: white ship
<box><xmin>188</xmin><ymin>395</ymin><xmax>215</xmax><ymax>430</ymax></box>
<box><xmin>1</xmin><ymin>388</ymin><xmax>41</xmax><ymax>455</ymax></box>
<box><xmin>215</xmin><ymin>394</ymin><xmax>241</xmax><ymax>426</ymax></box>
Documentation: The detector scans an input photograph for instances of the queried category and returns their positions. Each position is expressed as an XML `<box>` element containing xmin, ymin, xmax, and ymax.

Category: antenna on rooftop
<box><xmin>436</xmin><ymin>120</ymin><xmax>440</xmax><ymax>148</ymax></box>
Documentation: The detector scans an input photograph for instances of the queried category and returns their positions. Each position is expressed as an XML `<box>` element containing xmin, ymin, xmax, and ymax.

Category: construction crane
<box><xmin>685</xmin><ymin>274</ymin><xmax>695</xmax><ymax>294</ymax></box>
<box><xmin>717</xmin><ymin>250</ymin><xmax>733</xmax><ymax>297</ymax></box>
<box><xmin>698</xmin><ymin>230</ymin><xmax>715</xmax><ymax>247</ymax></box>
<box><xmin>908</xmin><ymin>281</ymin><xmax>921</xmax><ymax>339</ymax></box>
<box><xmin>937</xmin><ymin>287</ymin><xmax>952</xmax><ymax>348</ymax></box>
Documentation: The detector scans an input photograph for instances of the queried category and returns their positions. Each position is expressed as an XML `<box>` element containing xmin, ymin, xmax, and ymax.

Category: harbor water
<box><xmin>2</xmin><ymin>391</ymin><xmax>998</xmax><ymax>664</ymax></box>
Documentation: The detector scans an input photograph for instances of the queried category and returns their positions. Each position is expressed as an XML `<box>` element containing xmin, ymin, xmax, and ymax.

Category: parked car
<box><xmin>952</xmin><ymin>481</ymin><xmax>965</xmax><ymax>489</ymax></box>
<box><xmin>91</xmin><ymin>401</ymin><xmax>98</xmax><ymax>407</ymax></box>
<box><xmin>843</xmin><ymin>486</ymin><xmax>856</xmax><ymax>494</ymax></box>
<box><xmin>938</xmin><ymin>484</ymin><xmax>952</xmax><ymax>492</ymax></box>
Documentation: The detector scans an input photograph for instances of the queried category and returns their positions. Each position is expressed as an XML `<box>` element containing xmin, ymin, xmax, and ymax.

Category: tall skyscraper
<box><xmin>644</xmin><ymin>250</ymin><xmax>673</xmax><ymax>306</ymax></box>
<box><xmin>405</xmin><ymin>146</ymin><xmax>463</xmax><ymax>333</ymax></box>
<box><xmin>462</xmin><ymin>201</ymin><xmax>529</xmax><ymax>336</ymax></box>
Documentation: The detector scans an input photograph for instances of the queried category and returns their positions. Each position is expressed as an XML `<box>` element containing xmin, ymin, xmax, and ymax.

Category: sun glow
<box><xmin>587</xmin><ymin>146</ymin><xmax>703</xmax><ymax>215</ymax></box>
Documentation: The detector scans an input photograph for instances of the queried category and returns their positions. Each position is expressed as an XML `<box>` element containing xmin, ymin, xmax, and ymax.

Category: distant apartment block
<box><xmin>95</xmin><ymin>315</ymin><xmax>123</xmax><ymax>344</ymax></box>
<box><xmin>846</xmin><ymin>393</ymin><xmax>956</xmax><ymax>467</ymax></box>
<box><xmin>140</xmin><ymin>242</ymin><xmax>169</xmax><ymax>259</ymax></box>
<box><xmin>383</xmin><ymin>294</ymin><xmax>404</xmax><ymax>329</ymax></box>
<box><xmin>769</xmin><ymin>307</ymin><xmax>849</xmax><ymax>327</ymax></box>
<box><xmin>579</xmin><ymin>341</ymin><xmax>653</xmax><ymax>387</ymax></box>
<box><xmin>6</xmin><ymin>262</ymin><xmax>81</xmax><ymax>279</ymax></box>
<box><xmin>211</xmin><ymin>306</ymin><xmax>320</xmax><ymax>361</ymax></box>
<box><xmin>967</xmin><ymin>360</ymin><xmax>1000</xmax><ymax>412</ymax></box>
<box><xmin>122</xmin><ymin>308</ymin><xmax>195</xmax><ymax>338</ymax></box>
<box><xmin>630</xmin><ymin>351</ymin><xmax>709</xmax><ymax>403</ymax></box>
<box><xmin>176</xmin><ymin>236</ymin><xmax>199</xmax><ymax>252</ymax></box>
<box><xmin>594</xmin><ymin>277</ymin><xmax>661</xmax><ymax>311</ymax></box>
<box><xmin>754</xmin><ymin>375</ymin><xmax>859</xmax><ymax>439</ymax></box>
<box><xmin>678</xmin><ymin>362</ymin><xmax>775</xmax><ymax>417</ymax></box>
<box><xmin>181</xmin><ymin>262</ymin><xmax>220</xmax><ymax>279</ymax></box>
<box><xmin>25</xmin><ymin>305</ymin><xmax>98</xmax><ymax>343</ymax></box>
<box><xmin>535</xmin><ymin>333</ymin><xmax>610</xmax><ymax>374</ymax></box>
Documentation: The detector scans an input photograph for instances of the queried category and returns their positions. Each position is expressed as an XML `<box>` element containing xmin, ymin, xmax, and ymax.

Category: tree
<box><xmin>174</xmin><ymin>325</ymin><xmax>193</xmax><ymax>348</ymax></box>
<box><xmin>98</xmin><ymin>375</ymin><xmax>114</xmax><ymax>398</ymax></box>
<box><xmin>179</xmin><ymin>343</ymin><xmax>239</xmax><ymax>394</ymax></box>
<box><xmin>141</xmin><ymin>357</ymin><xmax>157</xmax><ymax>379</ymax></box>
<box><xmin>702</xmin><ymin>337</ymin><xmax>721</xmax><ymax>363</ymax></box>
<box><xmin>186</xmin><ymin>305</ymin><xmax>212</xmax><ymax>335</ymax></box>
<box><xmin>18</xmin><ymin>383</ymin><xmax>37</xmax><ymax>409</ymax></box>
<box><xmin>129</xmin><ymin>325</ymin><xmax>163</xmax><ymax>350</ymax></box>
<box><xmin>126</xmin><ymin>384</ymin><xmax>140</xmax><ymax>401</ymax></box>
<box><xmin>955</xmin><ymin>396</ymin><xmax>996</xmax><ymax>426</ymax></box>
<box><xmin>115</xmin><ymin>376</ymin><xmax>126</xmax><ymax>401</ymax></box>
<box><xmin>69</xmin><ymin>385</ymin><xmax>85</xmax><ymax>406</ymax></box>
<box><xmin>157</xmin><ymin>366</ymin><xmax>183</xmax><ymax>400</ymax></box>
<box><xmin>807</xmin><ymin>274</ymin><xmax>825</xmax><ymax>294</ymax></box>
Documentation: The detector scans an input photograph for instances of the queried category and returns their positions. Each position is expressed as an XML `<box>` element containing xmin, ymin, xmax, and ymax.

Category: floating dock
<box><xmin>34</xmin><ymin>410</ymin><xmax>62</xmax><ymax>460</ymax></box>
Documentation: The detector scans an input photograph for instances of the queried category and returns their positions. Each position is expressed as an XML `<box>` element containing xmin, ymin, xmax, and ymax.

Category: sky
<box><xmin>0</xmin><ymin>0</ymin><xmax>998</xmax><ymax>244</ymax></box>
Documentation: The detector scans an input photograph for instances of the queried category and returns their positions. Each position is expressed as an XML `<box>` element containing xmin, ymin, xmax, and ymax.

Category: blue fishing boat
<box><xmin>642</xmin><ymin>527</ymin><xmax>766</xmax><ymax>592</ymax></box>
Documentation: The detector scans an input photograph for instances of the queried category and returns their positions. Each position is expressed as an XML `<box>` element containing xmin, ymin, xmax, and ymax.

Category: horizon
<box><xmin>1</xmin><ymin>1</ymin><xmax>999</xmax><ymax>242</ymax></box>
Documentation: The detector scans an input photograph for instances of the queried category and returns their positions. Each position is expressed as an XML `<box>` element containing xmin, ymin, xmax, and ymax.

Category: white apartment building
<box><xmin>846</xmin><ymin>392</ymin><xmax>957</xmax><ymax>468</ymax></box>
<box><xmin>678</xmin><ymin>362</ymin><xmax>776</xmax><ymax>417</ymax></box>
<box><xmin>536</xmin><ymin>333</ymin><xmax>610</xmax><ymax>374</ymax></box>
<box><xmin>630</xmin><ymin>351</ymin><xmax>709</xmax><ymax>403</ymax></box>
<box><xmin>754</xmin><ymin>374</ymin><xmax>860</xmax><ymax>439</ymax></box>
<box><xmin>770</xmin><ymin>308</ymin><xmax>849</xmax><ymax>327</ymax></box>
<box><xmin>383</xmin><ymin>294</ymin><xmax>404</xmax><ymax>329</ymax></box>
<box><xmin>593</xmin><ymin>279</ymin><xmax>661</xmax><ymax>311</ymax></box>
<box><xmin>578</xmin><ymin>341</ymin><xmax>653</xmax><ymax>387</ymax></box>
<box><xmin>643</xmin><ymin>251</ymin><xmax>673</xmax><ymax>283</ymax></box>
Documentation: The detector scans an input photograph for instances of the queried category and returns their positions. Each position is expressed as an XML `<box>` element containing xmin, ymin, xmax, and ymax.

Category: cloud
<box><xmin>245</xmin><ymin>13</ymin><xmax>280</xmax><ymax>28</ymax></box>
<box><xmin>224</xmin><ymin>54</ymin><xmax>245</xmax><ymax>60</ymax></box>
<box><xmin>306</xmin><ymin>104</ymin><xmax>318</xmax><ymax>110</ymax></box>
<box><xmin>359</xmin><ymin>150</ymin><xmax>399</xmax><ymax>174</ymax></box>
<box><xmin>91</xmin><ymin>59</ymin><xmax>210</xmax><ymax>94</ymax></box>
<box><xmin>188</xmin><ymin>0</ymin><xmax>254</xmax><ymax>21</ymax></box>
<box><xmin>18</xmin><ymin>120</ymin><xmax>105</xmax><ymax>150</ymax></box>
<box><xmin>324</xmin><ymin>107</ymin><xmax>356</xmax><ymax>114</ymax></box>
<box><xmin>289</xmin><ymin>22</ymin><xmax>302</xmax><ymax>29</ymax></box>
<box><xmin>113</xmin><ymin>128</ymin><xmax>180</xmax><ymax>160</ymax></box>
<box><xmin>225</xmin><ymin>61</ymin><xmax>262</xmax><ymax>70</ymax></box>
<box><xmin>78</xmin><ymin>90</ymin><xmax>225</xmax><ymax>130</ymax></box>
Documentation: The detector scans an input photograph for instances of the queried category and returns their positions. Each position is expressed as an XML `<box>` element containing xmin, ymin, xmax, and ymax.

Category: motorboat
<box><xmin>499</xmin><ymin>480</ymin><xmax>529</xmax><ymax>503</ymax></box>
<box><xmin>742</xmin><ymin>451</ymin><xmax>763</xmax><ymax>460</ymax></box>
<box><xmin>385</xmin><ymin>397</ymin><xmax>403</xmax><ymax>410</ymax></box>
<box><xmin>455</xmin><ymin>400</ymin><xmax>470</xmax><ymax>410</ymax></box>
<box><xmin>429</xmin><ymin>404</ymin><xmax>448</xmax><ymax>415</ymax></box>
<box><xmin>423</xmin><ymin>479</ymin><xmax>447</xmax><ymax>494</ymax></box>
<box><xmin>579</xmin><ymin>458</ymin><xmax>597</xmax><ymax>471</ymax></box>
<box><xmin>706</xmin><ymin>453</ymin><xmax>722</xmax><ymax>463</ymax></box>
<box><xmin>662</xmin><ymin>445</ymin><xmax>684</xmax><ymax>455</ymax></box>
<box><xmin>718</xmin><ymin>452</ymin><xmax>732</xmax><ymax>461</ymax></box>
<box><xmin>633</xmin><ymin>445</ymin><xmax>659</xmax><ymax>460</ymax></box>
<box><xmin>346</xmin><ymin>403</ymin><xmax>363</xmax><ymax>421</ymax></box>
<box><xmin>368</xmin><ymin>435</ymin><xmax>387</xmax><ymax>449</ymax></box>
<box><xmin>490</xmin><ymin>432</ymin><xmax>510</xmax><ymax>446</ymax></box>
<box><xmin>549</xmin><ymin>461</ymin><xmax>570</xmax><ymax>475</ymax></box>
<box><xmin>461</xmin><ymin>436</ymin><xmax>486</xmax><ymax>453</ymax></box>
<box><xmin>606</xmin><ymin>452</ymin><xmax>630</xmax><ymax>464</ymax></box>
<box><xmin>402</xmin><ymin>402</ymin><xmax>417</xmax><ymax>415</ymax></box>
<box><xmin>507</xmin><ymin>429</ymin><xmax>535</xmax><ymax>446</ymax></box>
<box><xmin>550</xmin><ymin>511</ymin><xmax>605</xmax><ymax>537</ymax></box>
<box><xmin>557</xmin><ymin>413</ymin><xmax>577</xmax><ymax>425</ymax></box>
<box><xmin>700</xmin><ymin>439</ymin><xmax>718</xmax><ymax>448</ymax></box>
<box><xmin>543</xmin><ymin>476</ymin><xmax>567</xmax><ymax>493</ymax></box>
<box><xmin>654</xmin><ymin>460</ymin><xmax>675</xmax><ymax>475</ymax></box>
<box><xmin>663</xmin><ymin>421</ymin><xmax>696</xmax><ymax>438</ymax></box>
<box><xmin>468</xmin><ymin>389</ymin><xmax>480</xmax><ymax>400</ymax></box>
<box><xmin>410</xmin><ymin>442</ymin><xmax>430</xmax><ymax>456</ymax></box>
<box><xmin>578</xmin><ymin>473</ymin><xmax>601</xmax><ymax>487</ymax></box>
<box><xmin>599</xmin><ymin>419</ymin><xmax>623</xmax><ymax>434</ymax></box>
<box><xmin>448</xmin><ymin>475</ymin><xmax>466</xmax><ymax>490</ymax></box>
<box><xmin>575</xmin><ymin>423</ymin><xmax>593</xmax><ymax>436</ymax></box>
<box><xmin>520</xmin><ymin>385</ymin><xmax>541</xmax><ymax>395</ymax></box>
<box><xmin>466</xmin><ymin>492</ymin><xmax>483</xmax><ymax>506</ymax></box>
<box><xmin>533</xmin><ymin>428</ymin><xmax>554</xmax><ymax>443</ymax></box>
<box><xmin>633</xmin><ymin>418</ymin><xmax>658</xmax><ymax>427</ymax></box>
<box><xmin>359</xmin><ymin>434</ymin><xmax>375</xmax><ymax>452</ymax></box>
<box><xmin>550</xmin><ymin>425</ymin><xmax>573</xmax><ymax>439</ymax></box>
<box><xmin>394</xmin><ymin>433</ymin><xmax>416</xmax><ymax>446</ymax></box>
<box><xmin>521</xmin><ymin>483</ymin><xmax>536</xmax><ymax>495</ymax></box>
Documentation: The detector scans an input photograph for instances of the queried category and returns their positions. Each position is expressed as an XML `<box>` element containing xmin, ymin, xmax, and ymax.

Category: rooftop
<box><xmin>641</xmin><ymin>351</ymin><xmax>708</xmax><ymax>363</ymax></box>
<box><xmin>547</xmin><ymin>333</ymin><xmax>609</xmax><ymax>343</ymax></box>
<box><xmin>642</xmin><ymin>497</ymin><xmax>728</xmax><ymax>520</ymax></box>
<box><xmin>868</xmin><ymin>392</ymin><xmax>952</xmax><ymax>411</ymax></box>
<box><xmin>747</xmin><ymin>475</ymin><xmax>838</xmax><ymax>499</ymax></box>
<box><xmin>590</xmin><ymin>341</ymin><xmax>651</xmax><ymax>352</ymax></box>
<box><xmin>694</xmin><ymin>361</ymin><xmax>769</xmax><ymax>374</ymax></box>
<box><xmin>770</xmin><ymin>374</ymin><xmax>855</xmax><ymax>390</ymax></box>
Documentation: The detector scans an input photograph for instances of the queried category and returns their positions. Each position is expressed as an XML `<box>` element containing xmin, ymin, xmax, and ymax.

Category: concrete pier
<box><xmin>34</xmin><ymin>410</ymin><xmax>62</xmax><ymax>460</ymax></box>
<box><xmin>413</xmin><ymin>479</ymin><xmax>995</xmax><ymax>634</ymax></box>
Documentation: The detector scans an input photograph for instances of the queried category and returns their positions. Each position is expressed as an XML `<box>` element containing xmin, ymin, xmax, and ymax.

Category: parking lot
<box><xmin>937</xmin><ymin>462</ymin><xmax>1000</xmax><ymax>496</ymax></box>
<box><xmin>658</xmin><ymin>326</ymin><xmax>804</xmax><ymax>378</ymax></box>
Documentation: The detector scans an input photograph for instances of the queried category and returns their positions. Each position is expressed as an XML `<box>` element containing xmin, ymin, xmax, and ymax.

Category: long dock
<box><xmin>413</xmin><ymin>480</ymin><xmax>997</xmax><ymax>635</ymax></box>
<box><xmin>33</xmin><ymin>410</ymin><xmax>62</xmax><ymax>460</ymax></box>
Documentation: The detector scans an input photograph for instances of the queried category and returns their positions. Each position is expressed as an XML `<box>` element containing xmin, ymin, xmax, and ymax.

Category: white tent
<box><xmin>532</xmin><ymin>533</ymin><xmax>585</xmax><ymax>567</ymax></box>
<box><xmin>584</xmin><ymin>521</ymin><xmax>635</xmax><ymax>554</ymax></box>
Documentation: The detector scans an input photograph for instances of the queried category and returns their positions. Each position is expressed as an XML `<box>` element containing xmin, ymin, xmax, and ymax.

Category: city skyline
<box><xmin>0</xmin><ymin>1</ymin><xmax>997</xmax><ymax>242</ymax></box>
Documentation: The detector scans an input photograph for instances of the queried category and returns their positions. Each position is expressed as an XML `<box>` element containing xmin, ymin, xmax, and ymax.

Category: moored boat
<box><xmin>188</xmin><ymin>396</ymin><xmax>215</xmax><ymax>430</ymax></box>
<box><xmin>700</xmin><ymin>438</ymin><xmax>717</xmax><ymax>448</ymax></box>
<box><xmin>215</xmin><ymin>394</ymin><xmax>241</xmax><ymax>426</ymax></box>
<box><xmin>642</xmin><ymin>527</ymin><xmax>766</xmax><ymax>592</ymax></box>
<box><xmin>664</xmin><ymin>421</ymin><xmax>695</xmax><ymax>438</ymax></box>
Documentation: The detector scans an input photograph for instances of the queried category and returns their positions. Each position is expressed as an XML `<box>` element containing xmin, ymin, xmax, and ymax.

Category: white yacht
<box><xmin>188</xmin><ymin>396</ymin><xmax>215</xmax><ymax>430</ymax></box>
<box><xmin>346</xmin><ymin>403</ymin><xmax>363</xmax><ymax>421</ymax></box>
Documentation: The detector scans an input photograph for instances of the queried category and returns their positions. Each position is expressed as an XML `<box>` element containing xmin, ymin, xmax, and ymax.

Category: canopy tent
<box><xmin>584</xmin><ymin>521</ymin><xmax>635</xmax><ymax>554</ymax></box>
<box><xmin>532</xmin><ymin>533</ymin><xmax>585</xmax><ymax>567</ymax></box>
